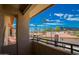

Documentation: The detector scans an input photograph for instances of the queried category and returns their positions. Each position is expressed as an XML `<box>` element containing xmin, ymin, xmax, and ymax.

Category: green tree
<box><xmin>55</xmin><ymin>26</ymin><xmax>60</xmax><ymax>32</ymax></box>
<box><xmin>48</xmin><ymin>27</ymin><xmax>53</xmax><ymax>32</ymax></box>
<box><xmin>43</xmin><ymin>27</ymin><xmax>53</xmax><ymax>32</ymax></box>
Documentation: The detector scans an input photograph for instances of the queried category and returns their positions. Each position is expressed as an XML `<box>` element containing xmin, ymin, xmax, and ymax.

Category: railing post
<box><xmin>33</xmin><ymin>35</ymin><xmax>35</xmax><ymax>40</ymax></box>
<box><xmin>54</xmin><ymin>41</ymin><xmax>58</xmax><ymax>46</ymax></box>
<box><xmin>71</xmin><ymin>44</ymin><xmax>73</xmax><ymax>54</ymax></box>
<box><xmin>37</xmin><ymin>35</ymin><xmax>39</xmax><ymax>41</ymax></box>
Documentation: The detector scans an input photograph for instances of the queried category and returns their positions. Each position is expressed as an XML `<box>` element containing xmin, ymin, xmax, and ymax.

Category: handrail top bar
<box><xmin>31</xmin><ymin>38</ymin><xmax>79</xmax><ymax>47</ymax></box>
<box><xmin>40</xmin><ymin>38</ymin><xmax>79</xmax><ymax>47</ymax></box>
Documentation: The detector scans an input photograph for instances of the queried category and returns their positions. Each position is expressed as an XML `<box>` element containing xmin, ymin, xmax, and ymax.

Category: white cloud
<box><xmin>65</xmin><ymin>14</ymin><xmax>79</xmax><ymax>21</ymax></box>
<box><xmin>30</xmin><ymin>24</ymin><xmax>44</xmax><ymax>27</ymax></box>
<box><xmin>54</xmin><ymin>12</ymin><xmax>79</xmax><ymax>21</ymax></box>
<box><xmin>63</xmin><ymin>14</ymin><xmax>74</xmax><ymax>19</ymax></box>
<box><xmin>63</xmin><ymin>14</ymin><xmax>79</xmax><ymax>21</ymax></box>
<box><xmin>45</xmin><ymin>19</ymin><xmax>62</xmax><ymax>23</ymax></box>
<box><xmin>45</xmin><ymin>19</ymin><xmax>54</xmax><ymax>22</ymax></box>
<box><xmin>54</xmin><ymin>13</ymin><xmax>64</xmax><ymax>17</ymax></box>
<box><xmin>30</xmin><ymin>24</ymin><xmax>35</xmax><ymax>26</ymax></box>
<box><xmin>44</xmin><ymin>23</ymin><xmax>63</xmax><ymax>25</ymax></box>
<box><xmin>37</xmin><ymin>25</ymin><xmax>44</xmax><ymax>26</ymax></box>
<box><xmin>56</xmin><ymin>20</ymin><xmax>61</xmax><ymax>23</ymax></box>
<box><xmin>63</xmin><ymin>14</ymin><xmax>68</xmax><ymax>19</ymax></box>
<box><xmin>67</xmin><ymin>17</ymin><xmax>79</xmax><ymax>21</ymax></box>
<box><xmin>68</xmin><ymin>14</ymin><xmax>74</xmax><ymax>17</ymax></box>
<box><xmin>45</xmin><ymin>19</ymin><xmax>50</xmax><ymax>21</ymax></box>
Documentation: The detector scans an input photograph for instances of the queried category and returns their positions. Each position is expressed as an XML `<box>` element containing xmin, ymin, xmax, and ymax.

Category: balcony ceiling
<box><xmin>0</xmin><ymin>4</ymin><xmax>31</xmax><ymax>15</ymax></box>
<box><xmin>0</xmin><ymin>4</ymin><xmax>53</xmax><ymax>17</ymax></box>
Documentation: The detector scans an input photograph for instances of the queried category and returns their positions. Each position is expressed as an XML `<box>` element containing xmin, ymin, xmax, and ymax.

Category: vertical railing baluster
<box><xmin>71</xmin><ymin>44</ymin><xmax>73</xmax><ymax>54</ymax></box>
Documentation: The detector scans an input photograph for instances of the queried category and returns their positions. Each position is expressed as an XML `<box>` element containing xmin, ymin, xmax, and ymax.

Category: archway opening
<box><xmin>4</xmin><ymin>16</ymin><xmax>16</xmax><ymax>46</ymax></box>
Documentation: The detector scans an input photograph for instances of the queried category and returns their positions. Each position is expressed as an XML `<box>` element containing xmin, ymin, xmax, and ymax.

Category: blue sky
<box><xmin>13</xmin><ymin>17</ymin><xmax>16</xmax><ymax>29</ymax></box>
<box><xmin>29</xmin><ymin>4</ymin><xmax>79</xmax><ymax>31</ymax></box>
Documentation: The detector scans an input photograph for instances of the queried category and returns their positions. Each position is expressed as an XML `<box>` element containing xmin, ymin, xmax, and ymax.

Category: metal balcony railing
<box><xmin>31</xmin><ymin>36</ymin><xmax>79</xmax><ymax>54</ymax></box>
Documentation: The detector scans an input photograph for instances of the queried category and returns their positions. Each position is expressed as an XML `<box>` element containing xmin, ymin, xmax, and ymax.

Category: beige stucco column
<box><xmin>0</xmin><ymin>16</ymin><xmax>5</xmax><ymax>53</ymax></box>
<box><xmin>17</xmin><ymin>12</ymin><xmax>31</xmax><ymax>54</ymax></box>
<box><xmin>17</xmin><ymin>4</ymin><xmax>54</xmax><ymax>54</ymax></box>
<box><xmin>4</xmin><ymin>16</ymin><xmax>11</xmax><ymax>46</ymax></box>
